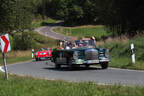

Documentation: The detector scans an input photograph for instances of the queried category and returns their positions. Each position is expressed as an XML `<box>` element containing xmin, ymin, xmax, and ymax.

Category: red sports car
<box><xmin>35</xmin><ymin>48</ymin><xmax>53</xmax><ymax>61</ymax></box>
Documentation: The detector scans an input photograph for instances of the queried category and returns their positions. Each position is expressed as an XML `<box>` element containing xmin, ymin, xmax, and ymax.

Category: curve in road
<box><xmin>6</xmin><ymin>60</ymin><xmax>144</xmax><ymax>86</ymax></box>
<box><xmin>34</xmin><ymin>22</ymin><xmax>72</xmax><ymax>40</ymax></box>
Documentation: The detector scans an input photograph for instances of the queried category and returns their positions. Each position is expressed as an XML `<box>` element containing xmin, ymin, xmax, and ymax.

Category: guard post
<box><xmin>32</xmin><ymin>49</ymin><xmax>34</xmax><ymax>59</ymax></box>
<box><xmin>131</xmin><ymin>43</ymin><xmax>135</xmax><ymax>64</ymax></box>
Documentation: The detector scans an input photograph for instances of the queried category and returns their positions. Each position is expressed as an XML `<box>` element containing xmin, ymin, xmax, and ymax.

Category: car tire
<box><xmin>100</xmin><ymin>62</ymin><xmax>108</xmax><ymax>69</ymax></box>
<box><xmin>68</xmin><ymin>64</ymin><xmax>74</xmax><ymax>70</ymax></box>
<box><xmin>36</xmin><ymin>58</ymin><xmax>39</xmax><ymax>61</ymax></box>
<box><xmin>55</xmin><ymin>64</ymin><xmax>61</xmax><ymax>69</ymax></box>
<box><xmin>55</xmin><ymin>59</ymin><xmax>61</xmax><ymax>69</ymax></box>
<box><xmin>39</xmin><ymin>58</ymin><xmax>41</xmax><ymax>61</ymax></box>
<box><xmin>85</xmin><ymin>64</ymin><xmax>90</xmax><ymax>68</ymax></box>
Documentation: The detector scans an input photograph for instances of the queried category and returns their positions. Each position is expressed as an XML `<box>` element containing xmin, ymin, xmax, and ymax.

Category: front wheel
<box><xmin>54</xmin><ymin>59</ymin><xmax>61</xmax><ymax>69</ymax></box>
<box><xmin>36</xmin><ymin>58</ymin><xmax>39</xmax><ymax>61</ymax></box>
<box><xmin>100</xmin><ymin>62</ymin><xmax>108</xmax><ymax>69</ymax></box>
<box><xmin>55</xmin><ymin>64</ymin><xmax>61</xmax><ymax>69</ymax></box>
<box><xmin>85</xmin><ymin>64</ymin><xmax>90</xmax><ymax>68</ymax></box>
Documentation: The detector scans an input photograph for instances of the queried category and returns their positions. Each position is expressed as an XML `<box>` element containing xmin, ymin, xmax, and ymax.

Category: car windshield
<box><xmin>75</xmin><ymin>40</ymin><xmax>95</xmax><ymax>47</ymax></box>
<box><xmin>39</xmin><ymin>48</ymin><xmax>51</xmax><ymax>51</ymax></box>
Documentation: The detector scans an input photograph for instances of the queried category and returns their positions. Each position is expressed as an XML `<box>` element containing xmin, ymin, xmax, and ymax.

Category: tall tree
<box><xmin>0</xmin><ymin>0</ymin><xmax>16</xmax><ymax>34</ymax></box>
<box><xmin>101</xmin><ymin>0</ymin><xmax>144</xmax><ymax>36</ymax></box>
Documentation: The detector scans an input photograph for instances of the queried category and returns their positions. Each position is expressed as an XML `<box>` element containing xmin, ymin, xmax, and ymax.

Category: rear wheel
<box><xmin>54</xmin><ymin>59</ymin><xmax>61</xmax><ymax>69</ymax></box>
<box><xmin>36</xmin><ymin>58</ymin><xmax>39</xmax><ymax>61</ymax></box>
<box><xmin>100</xmin><ymin>62</ymin><xmax>108</xmax><ymax>69</ymax></box>
<box><xmin>55</xmin><ymin>64</ymin><xmax>61</xmax><ymax>69</ymax></box>
<box><xmin>68</xmin><ymin>64</ymin><xmax>73</xmax><ymax>70</ymax></box>
<box><xmin>85</xmin><ymin>64</ymin><xmax>90</xmax><ymax>68</ymax></box>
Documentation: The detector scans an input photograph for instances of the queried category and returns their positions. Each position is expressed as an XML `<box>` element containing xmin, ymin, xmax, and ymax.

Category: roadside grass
<box><xmin>32</xmin><ymin>31</ymin><xmax>57</xmax><ymax>50</ymax></box>
<box><xmin>54</xmin><ymin>25</ymin><xmax>112</xmax><ymax>39</ymax></box>
<box><xmin>31</xmin><ymin>18</ymin><xmax>57</xmax><ymax>28</ymax></box>
<box><xmin>0</xmin><ymin>73</ymin><xmax>144</xmax><ymax>96</ymax></box>
<box><xmin>0</xmin><ymin>50</ymin><xmax>32</xmax><ymax>66</ymax></box>
<box><xmin>100</xmin><ymin>36</ymin><xmax>144</xmax><ymax>70</ymax></box>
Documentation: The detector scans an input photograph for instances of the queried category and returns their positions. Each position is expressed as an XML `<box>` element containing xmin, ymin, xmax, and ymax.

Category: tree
<box><xmin>0</xmin><ymin>0</ymin><xmax>34</xmax><ymax>34</ymax></box>
<box><xmin>100</xmin><ymin>0</ymin><xmax>144</xmax><ymax>36</ymax></box>
<box><xmin>14</xmin><ymin>0</ymin><xmax>34</xmax><ymax>33</ymax></box>
<box><xmin>0</xmin><ymin>0</ymin><xmax>16</xmax><ymax>34</ymax></box>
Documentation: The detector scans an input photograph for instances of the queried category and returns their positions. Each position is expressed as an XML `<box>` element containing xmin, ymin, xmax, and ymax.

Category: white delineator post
<box><xmin>32</xmin><ymin>49</ymin><xmax>34</xmax><ymax>59</ymax></box>
<box><xmin>131</xmin><ymin>43</ymin><xmax>135</xmax><ymax>64</ymax></box>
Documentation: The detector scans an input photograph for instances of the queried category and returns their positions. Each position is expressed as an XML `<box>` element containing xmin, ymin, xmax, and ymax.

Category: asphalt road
<box><xmin>6</xmin><ymin>60</ymin><xmax>144</xmax><ymax>86</ymax></box>
<box><xmin>34</xmin><ymin>23</ymin><xmax>72</xmax><ymax>40</ymax></box>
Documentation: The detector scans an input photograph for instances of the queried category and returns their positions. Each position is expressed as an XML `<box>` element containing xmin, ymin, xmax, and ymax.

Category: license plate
<box><xmin>40</xmin><ymin>57</ymin><xmax>46</xmax><ymax>60</ymax></box>
<box><xmin>87</xmin><ymin>60</ymin><xmax>99</xmax><ymax>64</ymax></box>
<box><xmin>76</xmin><ymin>59</ymin><xmax>83</xmax><ymax>64</ymax></box>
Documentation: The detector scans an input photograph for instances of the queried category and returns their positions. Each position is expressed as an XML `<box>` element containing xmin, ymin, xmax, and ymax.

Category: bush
<box><xmin>13</xmin><ymin>31</ymin><xmax>36</xmax><ymax>50</ymax></box>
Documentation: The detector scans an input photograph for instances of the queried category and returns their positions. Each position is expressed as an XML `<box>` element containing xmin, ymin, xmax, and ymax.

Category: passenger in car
<box><xmin>59</xmin><ymin>41</ymin><xmax>64</xmax><ymax>50</ymax></box>
<box><xmin>91</xmin><ymin>36</ymin><xmax>96</xmax><ymax>44</ymax></box>
<box><xmin>72</xmin><ymin>42</ymin><xmax>78</xmax><ymax>49</ymax></box>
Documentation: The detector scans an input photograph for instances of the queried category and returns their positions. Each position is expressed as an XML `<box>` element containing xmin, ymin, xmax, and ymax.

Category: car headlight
<box><xmin>40</xmin><ymin>53</ymin><xmax>46</xmax><ymax>55</ymax></box>
<box><xmin>105</xmin><ymin>49</ymin><xmax>109</xmax><ymax>58</ymax></box>
<box><xmin>73</xmin><ymin>51</ymin><xmax>78</xmax><ymax>59</ymax></box>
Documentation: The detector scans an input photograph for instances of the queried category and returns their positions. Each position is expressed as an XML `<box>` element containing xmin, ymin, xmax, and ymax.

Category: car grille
<box><xmin>85</xmin><ymin>49</ymin><xmax>98</xmax><ymax>60</ymax></box>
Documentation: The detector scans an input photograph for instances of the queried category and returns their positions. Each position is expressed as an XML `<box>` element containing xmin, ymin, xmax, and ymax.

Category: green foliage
<box><xmin>100</xmin><ymin>0</ymin><xmax>144</xmax><ymax>36</ymax></box>
<box><xmin>32</xmin><ymin>0</ymin><xmax>144</xmax><ymax>36</ymax></box>
<box><xmin>0</xmin><ymin>0</ymin><xmax>16</xmax><ymax>33</ymax></box>
<box><xmin>10</xmin><ymin>31</ymin><xmax>57</xmax><ymax>50</ymax></box>
<box><xmin>13</xmin><ymin>31</ymin><xmax>36</xmax><ymax>50</ymax></box>
<box><xmin>14</xmin><ymin>0</ymin><xmax>34</xmax><ymax>32</ymax></box>
<box><xmin>0</xmin><ymin>0</ymin><xmax>34</xmax><ymax>34</ymax></box>
<box><xmin>32</xmin><ymin>31</ymin><xmax>57</xmax><ymax>50</ymax></box>
<box><xmin>31</xmin><ymin>18</ymin><xmax>57</xmax><ymax>28</ymax></box>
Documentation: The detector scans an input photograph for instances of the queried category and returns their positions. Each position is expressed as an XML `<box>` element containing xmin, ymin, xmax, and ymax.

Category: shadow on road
<box><xmin>41</xmin><ymin>21</ymin><xmax>64</xmax><ymax>27</ymax></box>
<box><xmin>43</xmin><ymin>66</ymin><xmax>103</xmax><ymax>71</ymax></box>
<box><xmin>33</xmin><ymin>60</ymin><xmax>104</xmax><ymax>71</ymax></box>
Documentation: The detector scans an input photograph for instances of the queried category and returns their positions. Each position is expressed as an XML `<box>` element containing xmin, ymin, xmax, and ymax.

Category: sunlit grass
<box><xmin>0</xmin><ymin>73</ymin><xmax>144</xmax><ymax>96</ymax></box>
<box><xmin>54</xmin><ymin>25</ymin><xmax>112</xmax><ymax>39</ymax></box>
<box><xmin>0</xmin><ymin>50</ymin><xmax>32</xmax><ymax>65</ymax></box>
<box><xmin>32</xmin><ymin>31</ymin><xmax>57</xmax><ymax>49</ymax></box>
<box><xmin>31</xmin><ymin>18</ymin><xmax>57</xmax><ymax>28</ymax></box>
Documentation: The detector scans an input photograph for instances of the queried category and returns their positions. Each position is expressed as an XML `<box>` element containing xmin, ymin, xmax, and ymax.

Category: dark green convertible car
<box><xmin>51</xmin><ymin>39</ymin><xmax>110</xmax><ymax>69</ymax></box>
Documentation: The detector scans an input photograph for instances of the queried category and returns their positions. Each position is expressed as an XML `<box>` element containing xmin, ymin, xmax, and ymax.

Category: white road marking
<box><xmin>109</xmin><ymin>67</ymin><xmax>144</xmax><ymax>73</ymax></box>
<box><xmin>0</xmin><ymin>66</ymin><xmax>5</xmax><ymax>72</ymax></box>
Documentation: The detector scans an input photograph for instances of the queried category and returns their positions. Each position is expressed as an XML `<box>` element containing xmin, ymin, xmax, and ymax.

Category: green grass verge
<box><xmin>32</xmin><ymin>31</ymin><xmax>58</xmax><ymax>49</ymax></box>
<box><xmin>0</xmin><ymin>50</ymin><xmax>32</xmax><ymax>66</ymax></box>
<box><xmin>0</xmin><ymin>56</ymin><xmax>31</xmax><ymax>65</ymax></box>
<box><xmin>54</xmin><ymin>25</ymin><xmax>112</xmax><ymax>39</ymax></box>
<box><xmin>31</xmin><ymin>18</ymin><xmax>57</xmax><ymax>28</ymax></box>
<box><xmin>101</xmin><ymin>36</ymin><xmax>144</xmax><ymax>70</ymax></box>
<box><xmin>0</xmin><ymin>73</ymin><xmax>144</xmax><ymax>96</ymax></box>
